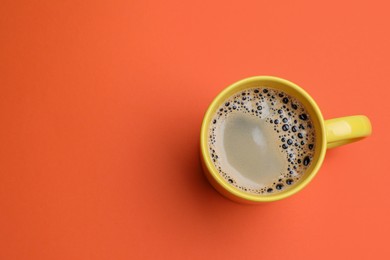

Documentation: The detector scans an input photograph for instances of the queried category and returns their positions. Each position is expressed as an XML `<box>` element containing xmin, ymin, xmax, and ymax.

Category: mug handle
<box><xmin>325</xmin><ymin>115</ymin><xmax>372</xmax><ymax>149</ymax></box>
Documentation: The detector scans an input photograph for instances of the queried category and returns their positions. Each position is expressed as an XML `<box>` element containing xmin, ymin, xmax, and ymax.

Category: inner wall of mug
<box><xmin>201</xmin><ymin>76</ymin><xmax>327</xmax><ymax>202</ymax></box>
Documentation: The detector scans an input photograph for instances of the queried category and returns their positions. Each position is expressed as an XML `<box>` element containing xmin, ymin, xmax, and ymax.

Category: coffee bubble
<box><xmin>276</xmin><ymin>184</ymin><xmax>284</xmax><ymax>190</ymax></box>
<box><xmin>299</xmin><ymin>114</ymin><xmax>308</xmax><ymax>120</ymax></box>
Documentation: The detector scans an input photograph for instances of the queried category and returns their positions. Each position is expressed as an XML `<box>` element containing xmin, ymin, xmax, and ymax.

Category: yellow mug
<box><xmin>200</xmin><ymin>76</ymin><xmax>372</xmax><ymax>203</ymax></box>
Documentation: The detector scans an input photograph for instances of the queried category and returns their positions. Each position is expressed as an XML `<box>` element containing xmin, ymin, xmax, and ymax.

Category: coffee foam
<box><xmin>208</xmin><ymin>87</ymin><xmax>316</xmax><ymax>195</ymax></box>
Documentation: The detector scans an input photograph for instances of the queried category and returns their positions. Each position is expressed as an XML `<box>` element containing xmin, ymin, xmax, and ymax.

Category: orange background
<box><xmin>1</xmin><ymin>1</ymin><xmax>389</xmax><ymax>259</ymax></box>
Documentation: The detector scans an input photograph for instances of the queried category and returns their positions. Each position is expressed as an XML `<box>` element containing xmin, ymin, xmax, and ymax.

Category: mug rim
<box><xmin>200</xmin><ymin>76</ymin><xmax>327</xmax><ymax>202</ymax></box>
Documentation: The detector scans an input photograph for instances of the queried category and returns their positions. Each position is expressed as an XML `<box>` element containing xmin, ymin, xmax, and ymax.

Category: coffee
<box><xmin>208</xmin><ymin>87</ymin><xmax>316</xmax><ymax>194</ymax></box>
